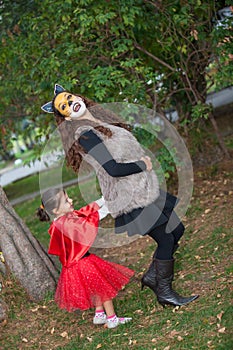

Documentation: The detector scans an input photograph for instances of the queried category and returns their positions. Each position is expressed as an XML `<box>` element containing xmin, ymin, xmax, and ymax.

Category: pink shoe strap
<box><xmin>107</xmin><ymin>314</ymin><xmax>116</xmax><ymax>320</ymax></box>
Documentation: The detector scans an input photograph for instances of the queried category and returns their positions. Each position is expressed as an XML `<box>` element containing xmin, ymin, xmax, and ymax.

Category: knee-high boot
<box><xmin>155</xmin><ymin>258</ymin><xmax>199</xmax><ymax>307</ymax></box>
<box><xmin>141</xmin><ymin>244</ymin><xmax>179</xmax><ymax>293</ymax></box>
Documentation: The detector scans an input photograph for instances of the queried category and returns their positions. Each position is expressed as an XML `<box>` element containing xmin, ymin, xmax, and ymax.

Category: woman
<box><xmin>41</xmin><ymin>84</ymin><xmax>199</xmax><ymax>307</ymax></box>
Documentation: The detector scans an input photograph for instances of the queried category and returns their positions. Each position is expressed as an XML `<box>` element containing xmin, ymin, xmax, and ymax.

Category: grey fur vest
<box><xmin>75</xmin><ymin>123</ymin><xmax>160</xmax><ymax>218</ymax></box>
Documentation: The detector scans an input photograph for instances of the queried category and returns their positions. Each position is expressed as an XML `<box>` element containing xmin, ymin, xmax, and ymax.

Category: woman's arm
<box><xmin>79</xmin><ymin>129</ymin><xmax>148</xmax><ymax>177</ymax></box>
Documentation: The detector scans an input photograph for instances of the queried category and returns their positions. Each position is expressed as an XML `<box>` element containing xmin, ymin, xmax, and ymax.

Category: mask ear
<box><xmin>41</xmin><ymin>101</ymin><xmax>54</xmax><ymax>113</ymax></box>
<box><xmin>54</xmin><ymin>84</ymin><xmax>65</xmax><ymax>95</ymax></box>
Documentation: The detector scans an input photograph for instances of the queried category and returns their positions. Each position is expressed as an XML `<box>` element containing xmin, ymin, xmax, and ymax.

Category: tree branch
<box><xmin>134</xmin><ymin>42</ymin><xmax>176</xmax><ymax>72</ymax></box>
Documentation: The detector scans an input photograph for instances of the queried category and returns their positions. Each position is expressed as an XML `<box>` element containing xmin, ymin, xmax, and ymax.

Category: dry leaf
<box><xmin>218</xmin><ymin>327</ymin><xmax>226</xmax><ymax>333</ymax></box>
<box><xmin>22</xmin><ymin>338</ymin><xmax>28</xmax><ymax>343</ymax></box>
<box><xmin>151</xmin><ymin>338</ymin><xmax>157</xmax><ymax>342</ymax></box>
<box><xmin>50</xmin><ymin>327</ymin><xmax>55</xmax><ymax>335</ymax></box>
<box><xmin>172</xmin><ymin>306</ymin><xmax>180</xmax><ymax>312</ymax></box>
<box><xmin>164</xmin><ymin>346</ymin><xmax>170</xmax><ymax>350</ymax></box>
<box><xmin>150</xmin><ymin>307</ymin><xmax>156</xmax><ymax>314</ymax></box>
<box><xmin>87</xmin><ymin>336</ymin><xmax>93</xmax><ymax>342</ymax></box>
<box><xmin>169</xmin><ymin>330</ymin><xmax>179</xmax><ymax>338</ymax></box>
<box><xmin>217</xmin><ymin>311</ymin><xmax>224</xmax><ymax>322</ymax></box>
<box><xmin>177</xmin><ymin>336</ymin><xmax>183</xmax><ymax>341</ymax></box>
<box><xmin>31</xmin><ymin>306</ymin><xmax>39</xmax><ymax>312</ymax></box>
<box><xmin>96</xmin><ymin>344</ymin><xmax>102</xmax><ymax>349</ymax></box>
<box><xmin>60</xmin><ymin>331</ymin><xmax>68</xmax><ymax>338</ymax></box>
<box><xmin>205</xmin><ymin>209</ymin><xmax>211</xmax><ymax>214</ymax></box>
<box><xmin>135</xmin><ymin>309</ymin><xmax>143</xmax><ymax>314</ymax></box>
<box><xmin>190</xmin><ymin>29</ymin><xmax>198</xmax><ymax>40</ymax></box>
<box><xmin>30</xmin><ymin>305</ymin><xmax>47</xmax><ymax>312</ymax></box>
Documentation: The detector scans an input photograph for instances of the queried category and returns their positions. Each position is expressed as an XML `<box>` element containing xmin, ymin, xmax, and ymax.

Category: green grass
<box><xmin>7</xmin><ymin>178</ymin><xmax>232</xmax><ymax>350</ymax></box>
<box><xmin>1</xmin><ymin>137</ymin><xmax>232</xmax><ymax>350</ymax></box>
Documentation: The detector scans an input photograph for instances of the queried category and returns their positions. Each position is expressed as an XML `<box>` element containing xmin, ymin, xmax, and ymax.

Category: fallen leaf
<box><xmin>194</xmin><ymin>255</ymin><xmax>201</xmax><ymax>261</ymax></box>
<box><xmin>164</xmin><ymin>346</ymin><xmax>170</xmax><ymax>350</ymax></box>
<box><xmin>217</xmin><ymin>311</ymin><xmax>224</xmax><ymax>322</ymax></box>
<box><xmin>169</xmin><ymin>330</ymin><xmax>179</xmax><ymax>338</ymax></box>
<box><xmin>172</xmin><ymin>306</ymin><xmax>180</xmax><ymax>312</ymax></box>
<box><xmin>22</xmin><ymin>338</ymin><xmax>28</xmax><ymax>343</ymax></box>
<box><xmin>177</xmin><ymin>336</ymin><xmax>183</xmax><ymax>341</ymax></box>
<box><xmin>87</xmin><ymin>336</ymin><xmax>93</xmax><ymax>342</ymax></box>
<box><xmin>31</xmin><ymin>306</ymin><xmax>39</xmax><ymax>312</ymax></box>
<box><xmin>218</xmin><ymin>327</ymin><xmax>226</xmax><ymax>333</ymax></box>
<box><xmin>50</xmin><ymin>327</ymin><xmax>55</xmax><ymax>334</ymax></box>
<box><xmin>135</xmin><ymin>309</ymin><xmax>143</xmax><ymax>314</ymax></box>
<box><xmin>96</xmin><ymin>344</ymin><xmax>102</xmax><ymax>349</ymax></box>
<box><xmin>60</xmin><ymin>331</ymin><xmax>68</xmax><ymax>338</ymax></box>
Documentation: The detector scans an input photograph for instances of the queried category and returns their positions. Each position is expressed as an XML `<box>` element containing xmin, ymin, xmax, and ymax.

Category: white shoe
<box><xmin>93</xmin><ymin>313</ymin><xmax>107</xmax><ymax>325</ymax></box>
<box><xmin>107</xmin><ymin>316</ymin><xmax>132</xmax><ymax>329</ymax></box>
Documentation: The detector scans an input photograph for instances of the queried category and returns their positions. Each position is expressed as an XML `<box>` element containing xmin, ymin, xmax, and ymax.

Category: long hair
<box><xmin>37</xmin><ymin>187</ymin><xmax>64</xmax><ymax>222</ymax></box>
<box><xmin>53</xmin><ymin>92</ymin><xmax>131</xmax><ymax>174</ymax></box>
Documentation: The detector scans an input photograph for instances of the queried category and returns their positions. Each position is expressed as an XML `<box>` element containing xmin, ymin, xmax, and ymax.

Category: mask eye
<box><xmin>67</xmin><ymin>95</ymin><xmax>72</xmax><ymax>100</ymax></box>
<box><xmin>61</xmin><ymin>104</ymin><xmax>66</xmax><ymax>111</ymax></box>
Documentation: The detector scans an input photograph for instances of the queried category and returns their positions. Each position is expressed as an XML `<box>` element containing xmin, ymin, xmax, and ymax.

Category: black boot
<box><xmin>141</xmin><ymin>244</ymin><xmax>179</xmax><ymax>293</ymax></box>
<box><xmin>155</xmin><ymin>258</ymin><xmax>199</xmax><ymax>307</ymax></box>
<box><xmin>141</xmin><ymin>257</ymin><xmax>157</xmax><ymax>292</ymax></box>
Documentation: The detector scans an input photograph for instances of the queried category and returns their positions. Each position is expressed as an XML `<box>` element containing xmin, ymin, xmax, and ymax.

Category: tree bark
<box><xmin>209</xmin><ymin>112</ymin><xmax>230</xmax><ymax>158</ymax></box>
<box><xmin>0</xmin><ymin>297</ymin><xmax>8</xmax><ymax>322</ymax></box>
<box><xmin>0</xmin><ymin>186</ymin><xmax>59</xmax><ymax>302</ymax></box>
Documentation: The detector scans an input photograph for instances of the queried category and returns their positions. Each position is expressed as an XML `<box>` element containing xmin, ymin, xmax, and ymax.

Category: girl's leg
<box><xmin>103</xmin><ymin>300</ymin><xmax>132</xmax><ymax>329</ymax></box>
<box><xmin>103</xmin><ymin>300</ymin><xmax>115</xmax><ymax>317</ymax></box>
<box><xmin>95</xmin><ymin>305</ymin><xmax>104</xmax><ymax>312</ymax></box>
<box><xmin>93</xmin><ymin>304</ymin><xmax>107</xmax><ymax>325</ymax></box>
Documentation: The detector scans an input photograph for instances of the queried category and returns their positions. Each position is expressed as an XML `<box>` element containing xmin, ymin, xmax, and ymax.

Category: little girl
<box><xmin>37</xmin><ymin>187</ymin><xmax>134</xmax><ymax>329</ymax></box>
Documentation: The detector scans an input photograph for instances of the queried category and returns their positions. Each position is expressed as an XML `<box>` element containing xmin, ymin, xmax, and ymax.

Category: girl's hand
<box><xmin>141</xmin><ymin>156</ymin><xmax>152</xmax><ymax>171</ymax></box>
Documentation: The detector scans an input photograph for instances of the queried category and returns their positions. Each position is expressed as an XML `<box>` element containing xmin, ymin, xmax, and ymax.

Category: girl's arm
<box><xmin>95</xmin><ymin>197</ymin><xmax>109</xmax><ymax>220</ymax></box>
<box><xmin>79</xmin><ymin>129</ymin><xmax>147</xmax><ymax>177</ymax></box>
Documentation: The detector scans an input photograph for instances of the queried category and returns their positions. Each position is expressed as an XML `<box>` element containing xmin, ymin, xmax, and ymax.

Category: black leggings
<box><xmin>147</xmin><ymin>222</ymin><xmax>185</xmax><ymax>260</ymax></box>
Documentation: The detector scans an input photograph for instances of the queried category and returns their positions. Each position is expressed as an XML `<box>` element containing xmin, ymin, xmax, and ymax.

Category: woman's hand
<box><xmin>141</xmin><ymin>156</ymin><xmax>152</xmax><ymax>171</ymax></box>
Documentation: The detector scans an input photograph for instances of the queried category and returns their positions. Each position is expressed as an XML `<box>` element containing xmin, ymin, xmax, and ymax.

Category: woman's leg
<box><xmin>141</xmin><ymin>223</ymin><xmax>176</xmax><ymax>291</ymax></box>
<box><xmin>147</xmin><ymin>221</ymin><xmax>184</xmax><ymax>259</ymax></box>
<box><xmin>142</xmin><ymin>222</ymin><xmax>198</xmax><ymax>306</ymax></box>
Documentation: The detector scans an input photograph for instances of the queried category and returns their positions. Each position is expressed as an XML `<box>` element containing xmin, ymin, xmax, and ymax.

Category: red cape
<box><xmin>48</xmin><ymin>202</ymin><xmax>99</xmax><ymax>267</ymax></box>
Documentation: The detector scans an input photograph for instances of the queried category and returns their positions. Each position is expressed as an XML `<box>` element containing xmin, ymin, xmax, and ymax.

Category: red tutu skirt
<box><xmin>55</xmin><ymin>254</ymin><xmax>134</xmax><ymax>311</ymax></box>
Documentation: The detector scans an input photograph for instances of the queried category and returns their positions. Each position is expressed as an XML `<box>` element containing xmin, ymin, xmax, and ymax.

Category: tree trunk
<box><xmin>0</xmin><ymin>297</ymin><xmax>8</xmax><ymax>322</ymax></box>
<box><xmin>209</xmin><ymin>112</ymin><xmax>230</xmax><ymax>159</ymax></box>
<box><xmin>0</xmin><ymin>186</ymin><xmax>59</xmax><ymax>302</ymax></box>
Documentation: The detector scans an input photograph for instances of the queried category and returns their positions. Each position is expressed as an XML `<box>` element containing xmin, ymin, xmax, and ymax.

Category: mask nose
<box><xmin>68</xmin><ymin>100</ymin><xmax>72</xmax><ymax>107</ymax></box>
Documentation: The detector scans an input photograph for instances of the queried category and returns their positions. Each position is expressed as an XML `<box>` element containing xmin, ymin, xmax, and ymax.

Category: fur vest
<box><xmin>75</xmin><ymin>123</ymin><xmax>160</xmax><ymax>218</ymax></box>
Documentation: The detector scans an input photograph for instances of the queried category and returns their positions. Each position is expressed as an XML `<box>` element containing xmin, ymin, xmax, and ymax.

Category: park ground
<box><xmin>0</xmin><ymin>109</ymin><xmax>232</xmax><ymax>349</ymax></box>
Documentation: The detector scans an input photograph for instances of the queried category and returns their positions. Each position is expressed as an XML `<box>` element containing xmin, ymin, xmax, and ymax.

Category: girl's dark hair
<box><xmin>36</xmin><ymin>187</ymin><xmax>64</xmax><ymax>222</ymax></box>
<box><xmin>52</xmin><ymin>92</ymin><xmax>132</xmax><ymax>174</ymax></box>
